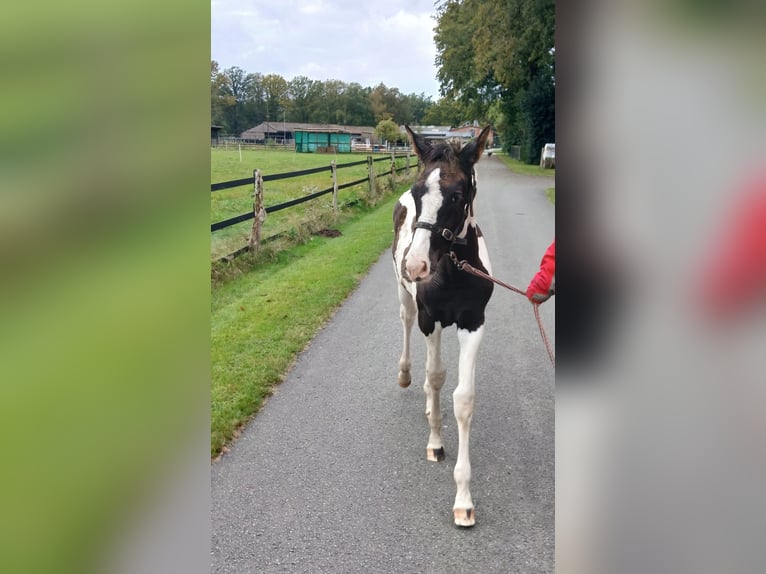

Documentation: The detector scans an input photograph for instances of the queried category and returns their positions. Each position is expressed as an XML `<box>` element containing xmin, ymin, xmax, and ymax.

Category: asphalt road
<box><xmin>211</xmin><ymin>156</ymin><xmax>555</xmax><ymax>574</ymax></box>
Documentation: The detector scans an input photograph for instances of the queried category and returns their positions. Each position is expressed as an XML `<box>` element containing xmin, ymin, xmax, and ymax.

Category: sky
<box><xmin>211</xmin><ymin>0</ymin><xmax>442</xmax><ymax>99</ymax></box>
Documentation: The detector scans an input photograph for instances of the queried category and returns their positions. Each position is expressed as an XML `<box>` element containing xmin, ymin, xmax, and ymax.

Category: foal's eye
<box><xmin>451</xmin><ymin>193</ymin><xmax>462</xmax><ymax>204</ymax></box>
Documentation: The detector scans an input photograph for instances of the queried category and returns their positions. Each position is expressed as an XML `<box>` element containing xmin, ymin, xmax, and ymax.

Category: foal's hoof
<box><xmin>426</xmin><ymin>447</ymin><xmax>445</xmax><ymax>462</ymax></box>
<box><xmin>453</xmin><ymin>508</ymin><xmax>476</xmax><ymax>527</ymax></box>
<box><xmin>397</xmin><ymin>371</ymin><xmax>411</xmax><ymax>388</ymax></box>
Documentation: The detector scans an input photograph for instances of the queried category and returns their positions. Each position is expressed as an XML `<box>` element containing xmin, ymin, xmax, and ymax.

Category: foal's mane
<box><xmin>422</xmin><ymin>141</ymin><xmax>463</xmax><ymax>166</ymax></box>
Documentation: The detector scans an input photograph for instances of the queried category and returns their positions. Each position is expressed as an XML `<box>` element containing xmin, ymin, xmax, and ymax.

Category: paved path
<box><xmin>212</xmin><ymin>156</ymin><xmax>555</xmax><ymax>573</ymax></box>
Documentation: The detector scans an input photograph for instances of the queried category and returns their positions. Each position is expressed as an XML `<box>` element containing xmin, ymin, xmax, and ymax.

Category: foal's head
<box><xmin>402</xmin><ymin>124</ymin><xmax>492</xmax><ymax>281</ymax></box>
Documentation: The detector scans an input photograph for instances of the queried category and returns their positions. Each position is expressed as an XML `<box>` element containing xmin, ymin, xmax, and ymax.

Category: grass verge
<box><xmin>495</xmin><ymin>153</ymin><xmax>556</xmax><ymax>177</ymax></box>
<box><xmin>546</xmin><ymin>187</ymin><xmax>555</xmax><ymax>204</ymax></box>
<box><xmin>211</xmin><ymin>188</ymin><xmax>404</xmax><ymax>458</ymax></box>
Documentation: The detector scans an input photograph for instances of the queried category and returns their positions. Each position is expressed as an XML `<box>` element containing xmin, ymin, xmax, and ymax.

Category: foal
<box><xmin>392</xmin><ymin>125</ymin><xmax>493</xmax><ymax>527</ymax></box>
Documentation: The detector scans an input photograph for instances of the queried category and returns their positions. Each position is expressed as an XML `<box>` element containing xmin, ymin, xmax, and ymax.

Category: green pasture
<box><xmin>211</xmin><ymin>148</ymin><xmax>414</xmax><ymax>259</ymax></box>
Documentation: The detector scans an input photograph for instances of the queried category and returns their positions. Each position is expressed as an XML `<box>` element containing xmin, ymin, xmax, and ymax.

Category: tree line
<box><xmin>212</xmin><ymin>0</ymin><xmax>554</xmax><ymax>163</ymax></box>
<box><xmin>211</xmin><ymin>63</ymin><xmax>435</xmax><ymax>136</ymax></box>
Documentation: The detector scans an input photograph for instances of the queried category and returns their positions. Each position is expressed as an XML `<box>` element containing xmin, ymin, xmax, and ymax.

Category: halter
<box><xmin>413</xmin><ymin>221</ymin><xmax>468</xmax><ymax>245</ymax></box>
<box><xmin>412</xmin><ymin>179</ymin><xmax>473</xmax><ymax>247</ymax></box>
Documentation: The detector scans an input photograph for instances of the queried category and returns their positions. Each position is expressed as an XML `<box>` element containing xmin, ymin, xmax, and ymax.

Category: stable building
<box><xmin>403</xmin><ymin>122</ymin><xmax>495</xmax><ymax>148</ymax></box>
<box><xmin>240</xmin><ymin>122</ymin><xmax>376</xmax><ymax>152</ymax></box>
<box><xmin>211</xmin><ymin>125</ymin><xmax>223</xmax><ymax>146</ymax></box>
<box><xmin>294</xmin><ymin>128</ymin><xmax>352</xmax><ymax>153</ymax></box>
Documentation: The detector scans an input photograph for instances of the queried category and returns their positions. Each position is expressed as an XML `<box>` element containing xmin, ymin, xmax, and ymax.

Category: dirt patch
<box><xmin>314</xmin><ymin>228</ymin><xmax>342</xmax><ymax>238</ymax></box>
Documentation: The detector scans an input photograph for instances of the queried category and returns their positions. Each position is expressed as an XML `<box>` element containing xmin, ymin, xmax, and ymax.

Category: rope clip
<box><xmin>449</xmin><ymin>251</ymin><xmax>465</xmax><ymax>270</ymax></box>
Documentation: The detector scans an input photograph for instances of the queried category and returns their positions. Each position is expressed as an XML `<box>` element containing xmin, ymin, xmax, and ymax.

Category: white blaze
<box><xmin>405</xmin><ymin>169</ymin><xmax>442</xmax><ymax>280</ymax></box>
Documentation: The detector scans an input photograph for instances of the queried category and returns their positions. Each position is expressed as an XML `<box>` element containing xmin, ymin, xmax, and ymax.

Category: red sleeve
<box><xmin>527</xmin><ymin>241</ymin><xmax>556</xmax><ymax>298</ymax></box>
<box><xmin>698</xmin><ymin>175</ymin><xmax>766</xmax><ymax>318</ymax></box>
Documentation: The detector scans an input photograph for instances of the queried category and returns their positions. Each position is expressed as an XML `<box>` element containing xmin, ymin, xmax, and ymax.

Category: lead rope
<box><xmin>533</xmin><ymin>302</ymin><xmax>556</xmax><ymax>367</ymax></box>
<box><xmin>449</xmin><ymin>251</ymin><xmax>555</xmax><ymax>368</ymax></box>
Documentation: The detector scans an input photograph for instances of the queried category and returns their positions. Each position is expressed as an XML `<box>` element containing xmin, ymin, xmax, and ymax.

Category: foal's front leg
<box><xmin>452</xmin><ymin>325</ymin><xmax>484</xmax><ymax>527</ymax></box>
<box><xmin>424</xmin><ymin>322</ymin><xmax>446</xmax><ymax>462</ymax></box>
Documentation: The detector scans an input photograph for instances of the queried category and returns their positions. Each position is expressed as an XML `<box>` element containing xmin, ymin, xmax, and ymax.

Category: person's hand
<box><xmin>526</xmin><ymin>271</ymin><xmax>554</xmax><ymax>304</ymax></box>
<box><xmin>526</xmin><ymin>284</ymin><xmax>554</xmax><ymax>304</ymax></box>
<box><xmin>528</xmin><ymin>290</ymin><xmax>551</xmax><ymax>304</ymax></box>
<box><xmin>527</xmin><ymin>241</ymin><xmax>555</xmax><ymax>304</ymax></box>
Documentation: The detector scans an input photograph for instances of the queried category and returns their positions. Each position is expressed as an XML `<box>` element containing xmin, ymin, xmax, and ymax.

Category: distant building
<box><xmin>447</xmin><ymin>122</ymin><xmax>495</xmax><ymax>147</ymax></box>
<box><xmin>400</xmin><ymin>122</ymin><xmax>495</xmax><ymax>148</ymax></box>
<box><xmin>211</xmin><ymin>125</ymin><xmax>223</xmax><ymax>147</ymax></box>
<box><xmin>404</xmin><ymin>125</ymin><xmax>453</xmax><ymax>144</ymax></box>
<box><xmin>238</xmin><ymin>121</ymin><xmax>494</xmax><ymax>152</ymax></box>
<box><xmin>294</xmin><ymin>129</ymin><xmax>352</xmax><ymax>153</ymax></box>
<box><xmin>240</xmin><ymin>122</ymin><xmax>376</xmax><ymax>151</ymax></box>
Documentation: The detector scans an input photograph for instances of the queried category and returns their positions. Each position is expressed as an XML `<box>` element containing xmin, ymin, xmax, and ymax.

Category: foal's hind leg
<box><xmin>424</xmin><ymin>322</ymin><xmax>446</xmax><ymax>462</ymax></box>
<box><xmin>397</xmin><ymin>285</ymin><xmax>416</xmax><ymax>388</ymax></box>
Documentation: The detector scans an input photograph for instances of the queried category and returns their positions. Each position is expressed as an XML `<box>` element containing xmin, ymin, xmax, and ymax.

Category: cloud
<box><xmin>297</xmin><ymin>0</ymin><xmax>325</xmax><ymax>15</ymax></box>
<box><xmin>211</xmin><ymin>0</ymin><xmax>441</xmax><ymax>98</ymax></box>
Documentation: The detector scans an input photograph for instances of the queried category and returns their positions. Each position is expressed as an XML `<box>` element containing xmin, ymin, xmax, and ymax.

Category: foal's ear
<box><xmin>460</xmin><ymin>125</ymin><xmax>493</xmax><ymax>166</ymax></box>
<box><xmin>404</xmin><ymin>125</ymin><xmax>430</xmax><ymax>161</ymax></box>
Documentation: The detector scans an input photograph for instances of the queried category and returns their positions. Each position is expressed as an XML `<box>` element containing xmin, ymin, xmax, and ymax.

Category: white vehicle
<box><xmin>540</xmin><ymin>143</ymin><xmax>555</xmax><ymax>168</ymax></box>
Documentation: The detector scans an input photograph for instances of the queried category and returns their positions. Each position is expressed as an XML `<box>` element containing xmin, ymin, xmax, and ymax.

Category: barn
<box><xmin>294</xmin><ymin>129</ymin><xmax>352</xmax><ymax>153</ymax></box>
<box><xmin>211</xmin><ymin>125</ymin><xmax>223</xmax><ymax>147</ymax></box>
<box><xmin>240</xmin><ymin>122</ymin><xmax>375</xmax><ymax>151</ymax></box>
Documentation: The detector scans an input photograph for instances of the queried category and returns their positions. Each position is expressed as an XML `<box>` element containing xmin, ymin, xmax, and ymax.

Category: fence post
<box><xmin>390</xmin><ymin>152</ymin><xmax>396</xmax><ymax>181</ymax></box>
<box><xmin>331</xmin><ymin>159</ymin><xmax>338</xmax><ymax>214</ymax></box>
<box><xmin>249</xmin><ymin>169</ymin><xmax>266</xmax><ymax>251</ymax></box>
<box><xmin>406</xmin><ymin>149</ymin><xmax>411</xmax><ymax>175</ymax></box>
<box><xmin>367</xmin><ymin>154</ymin><xmax>376</xmax><ymax>196</ymax></box>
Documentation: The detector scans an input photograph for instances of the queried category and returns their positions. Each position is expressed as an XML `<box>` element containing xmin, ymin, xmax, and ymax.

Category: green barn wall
<box><xmin>294</xmin><ymin>131</ymin><xmax>351</xmax><ymax>153</ymax></box>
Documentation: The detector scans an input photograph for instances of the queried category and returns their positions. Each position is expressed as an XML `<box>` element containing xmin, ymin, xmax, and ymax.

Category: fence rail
<box><xmin>211</xmin><ymin>153</ymin><xmax>417</xmax><ymax>258</ymax></box>
<box><xmin>210</xmin><ymin>177</ymin><xmax>255</xmax><ymax>192</ymax></box>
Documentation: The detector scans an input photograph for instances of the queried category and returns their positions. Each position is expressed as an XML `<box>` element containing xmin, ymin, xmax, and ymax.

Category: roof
<box><xmin>404</xmin><ymin>125</ymin><xmax>452</xmax><ymax>138</ymax></box>
<box><xmin>295</xmin><ymin>128</ymin><xmax>352</xmax><ymax>134</ymax></box>
<box><xmin>446</xmin><ymin>129</ymin><xmax>475</xmax><ymax>138</ymax></box>
<box><xmin>402</xmin><ymin>125</ymin><xmax>484</xmax><ymax>140</ymax></box>
<box><xmin>241</xmin><ymin>122</ymin><xmax>376</xmax><ymax>139</ymax></box>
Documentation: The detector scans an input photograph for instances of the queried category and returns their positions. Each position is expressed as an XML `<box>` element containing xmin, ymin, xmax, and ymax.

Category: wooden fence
<box><xmin>211</xmin><ymin>152</ymin><xmax>417</xmax><ymax>259</ymax></box>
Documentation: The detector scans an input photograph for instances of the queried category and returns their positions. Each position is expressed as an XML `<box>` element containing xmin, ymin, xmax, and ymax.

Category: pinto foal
<box><xmin>392</xmin><ymin>125</ymin><xmax>493</xmax><ymax>527</ymax></box>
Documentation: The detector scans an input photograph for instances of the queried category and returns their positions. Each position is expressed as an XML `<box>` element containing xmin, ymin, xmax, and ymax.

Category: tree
<box><xmin>422</xmin><ymin>97</ymin><xmax>469</xmax><ymax>126</ymax></box>
<box><xmin>344</xmin><ymin>83</ymin><xmax>375</xmax><ymax>126</ymax></box>
<box><xmin>369</xmin><ymin>83</ymin><xmax>393</xmax><ymax>123</ymax></box>
<box><xmin>520</xmin><ymin>71</ymin><xmax>555</xmax><ymax>163</ymax></box>
<box><xmin>434</xmin><ymin>0</ymin><xmax>478</xmax><ymax>100</ymax></box>
<box><xmin>210</xmin><ymin>65</ymin><xmax>264</xmax><ymax>135</ymax></box>
<box><xmin>262</xmin><ymin>74</ymin><xmax>289</xmax><ymax>125</ymax></box>
<box><xmin>210</xmin><ymin>61</ymin><xmax>234</xmax><ymax>129</ymax></box>
<box><xmin>221</xmin><ymin>66</ymin><xmax>250</xmax><ymax>134</ymax></box>
<box><xmin>241</xmin><ymin>72</ymin><xmax>265</xmax><ymax>128</ymax></box>
<box><xmin>405</xmin><ymin>93</ymin><xmax>434</xmax><ymax>125</ymax></box>
<box><xmin>323</xmin><ymin>79</ymin><xmax>347</xmax><ymax>124</ymax></box>
<box><xmin>210</xmin><ymin>66</ymin><xmax>432</xmax><ymax>133</ymax></box>
<box><xmin>374</xmin><ymin>119</ymin><xmax>402</xmax><ymax>146</ymax></box>
<box><xmin>288</xmin><ymin>76</ymin><xmax>321</xmax><ymax>123</ymax></box>
<box><xmin>434</xmin><ymin>0</ymin><xmax>554</xmax><ymax>162</ymax></box>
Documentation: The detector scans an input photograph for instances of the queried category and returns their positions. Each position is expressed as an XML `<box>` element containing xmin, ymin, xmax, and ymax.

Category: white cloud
<box><xmin>297</xmin><ymin>0</ymin><xmax>325</xmax><ymax>15</ymax></box>
<box><xmin>211</xmin><ymin>0</ymin><xmax>441</xmax><ymax>98</ymax></box>
<box><xmin>296</xmin><ymin>62</ymin><xmax>328</xmax><ymax>78</ymax></box>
